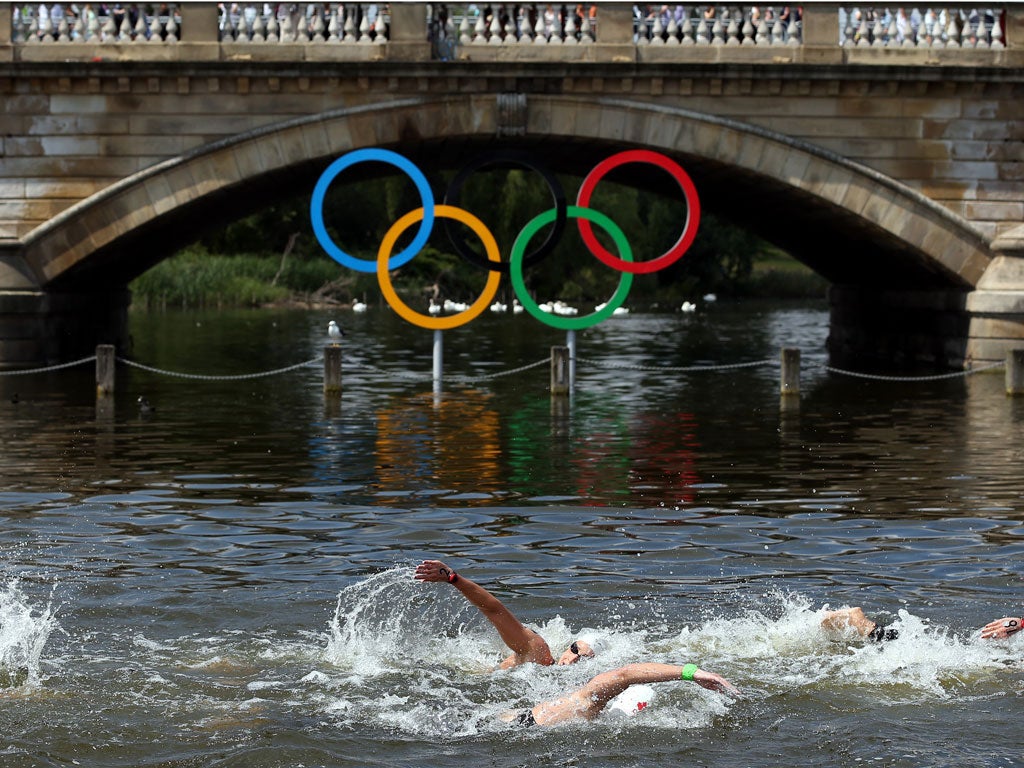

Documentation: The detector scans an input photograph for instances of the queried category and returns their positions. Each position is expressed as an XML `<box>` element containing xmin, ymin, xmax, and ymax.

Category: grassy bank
<box><xmin>130</xmin><ymin>244</ymin><xmax>829</xmax><ymax>309</ymax></box>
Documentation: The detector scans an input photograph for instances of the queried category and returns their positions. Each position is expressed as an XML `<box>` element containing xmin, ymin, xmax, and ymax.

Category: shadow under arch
<box><xmin>19</xmin><ymin>94</ymin><xmax>993</xmax><ymax>295</ymax></box>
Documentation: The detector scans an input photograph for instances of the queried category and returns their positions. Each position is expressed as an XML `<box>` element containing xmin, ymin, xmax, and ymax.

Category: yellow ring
<box><xmin>377</xmin><ymin>204</ymin><xmax>502</xmax><ymax>330</ymax></box>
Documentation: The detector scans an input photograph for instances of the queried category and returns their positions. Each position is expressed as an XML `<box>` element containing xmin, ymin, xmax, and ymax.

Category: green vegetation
<box><xmin>130</xmin><ymin>171</ymin><xmax>827</xmax><ymax>309</ymax></box>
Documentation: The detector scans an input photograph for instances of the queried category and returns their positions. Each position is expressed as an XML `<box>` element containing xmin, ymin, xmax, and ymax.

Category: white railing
<box><xmin>633</xmin><ymin>4</ymin><xmax>802</xmax><ymax>46</ymax></box>
<box><xmin>12</xmin><ymin>3</ymin><xmax>181</xmax><ymax>43</ymax></box>
<box><xmin>433</xmin><ymin>4</ymin><xmax>599</xmax><ymax>46</ymax></box>
<box><xmin>220</xmin><ymin>3</ymin><xmax>389</xmax><ymax>44</ymax></box>
<box><xmin>839</xmin><ymin>6</ymin><xmax>1004</xmax><ymax>48</ymax></box>
<box><xmin>6</xmin><ymin>3</ymin><xmax>1009</xmax><ymax>51</ymax></box>
<box><xmin>8</xmin><ymin>3</ymin><xmax>391</xmax><ymax>44</ymax></box>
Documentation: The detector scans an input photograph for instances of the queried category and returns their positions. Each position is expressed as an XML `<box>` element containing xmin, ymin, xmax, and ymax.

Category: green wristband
<box><xmin>681</xmin><ymin>663</ymin><xmax>698</xmax><ymax>681</ymax></box>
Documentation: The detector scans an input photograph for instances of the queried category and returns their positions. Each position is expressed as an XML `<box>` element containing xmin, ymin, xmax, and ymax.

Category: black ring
<box><xmin>443</xmin><ymin>150</ymin><xmax>567</xmax><ymax>274</ymax></box>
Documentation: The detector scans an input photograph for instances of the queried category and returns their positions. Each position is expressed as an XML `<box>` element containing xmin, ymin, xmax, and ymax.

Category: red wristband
<box><xmin>448</xmin><ymin>571</ymin><xmax>459</xmax><ymax>584</ymax></box>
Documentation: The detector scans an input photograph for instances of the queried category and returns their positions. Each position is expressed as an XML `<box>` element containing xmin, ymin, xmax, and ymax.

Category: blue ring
<box><xmin>310</xmin><ymin>148</ymin><xmax>435</xmax><ymax>272</ymax></box>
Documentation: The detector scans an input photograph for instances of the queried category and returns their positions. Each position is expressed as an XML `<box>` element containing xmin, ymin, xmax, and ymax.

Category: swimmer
<box><xmin>821</xmin><ymin>607</ymin><xmax>900</xmax><ymax>642</ymax></box>
<box><xmin>507</xmin><ymin>662</ymin><xmax>739</xmax><ymax>728</ymax></box>
<box><xmin>824</xmin><ymin>607</ymin><xmax>1024</xmax><ymax>642</ymax></box>
<box><xmin>414</xmin><ymin>559</ymin><xmax>595</xmax><ymax>668</ymax></box>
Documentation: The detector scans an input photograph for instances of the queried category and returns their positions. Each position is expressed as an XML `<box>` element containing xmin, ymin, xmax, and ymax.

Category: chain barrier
<box><xmin>825</xmin><ymin>360</ymin><xmax>1005</xmax><ymax>382</ymax></box>
<box><xmin>343</xmin><ymin>356</ymin><xmax>550</xmax><ymax>383</ymax></box>
<box><xmin>117</xmin><ymin>356</ymin><xmax>321</xmax><ymax>381</ymax></box>
<box><xmin>0</xmin><ymin>350</ymin><xmax>1006</xmax><ymax>385</ymax></box>
<box><xmin>0</xmin><ymin>355</ymin><xmax>97</xmax><ymax>376</ymax></box>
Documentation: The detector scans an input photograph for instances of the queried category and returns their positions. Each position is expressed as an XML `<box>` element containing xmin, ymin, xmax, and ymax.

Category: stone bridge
<box><xmin>1</xmin><ymin>2</ymin><xmax>1023</xmax><ymax>370</ymax></box>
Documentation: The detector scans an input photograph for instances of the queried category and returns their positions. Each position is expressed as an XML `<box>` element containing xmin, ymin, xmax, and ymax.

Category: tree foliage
<box><xmin>146</xmin><ymin>166</ymin><xmax>808</xmax><ymax>308</ymax></box>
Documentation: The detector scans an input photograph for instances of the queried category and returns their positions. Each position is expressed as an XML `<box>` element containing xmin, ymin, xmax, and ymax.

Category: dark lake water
<box><xmin>0</xmin><ymin>301</ymin><xmax>1021</xmax><ymax>767</ymax></box>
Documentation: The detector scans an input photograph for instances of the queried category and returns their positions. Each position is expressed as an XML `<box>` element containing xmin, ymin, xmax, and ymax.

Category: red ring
<box><xmin>575</xmin><ymin>150</ymin><xmax>701</xmax><ymax>275</ymax></box>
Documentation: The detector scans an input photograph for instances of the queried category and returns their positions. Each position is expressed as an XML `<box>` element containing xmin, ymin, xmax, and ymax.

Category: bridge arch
<box><xmin>21</xmin><ymin>94</ymin><xmax>992</xmax><ymax>294</ymax></box>
<box><xmin>7</xmin><ymin>94</ymin><xmax>1008</xmax><ymax>369</ymax></box>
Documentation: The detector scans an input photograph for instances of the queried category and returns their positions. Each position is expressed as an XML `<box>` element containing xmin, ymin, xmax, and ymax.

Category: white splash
<box><xmin>0</xmin><ymin>579</ymin><xmax>58</xmax><ymax>689</ymax></box>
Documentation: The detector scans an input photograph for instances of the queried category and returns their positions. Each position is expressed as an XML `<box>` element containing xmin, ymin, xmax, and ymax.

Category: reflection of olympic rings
<box><xmin>311</xmin><ymin>148</ymin><xmax>700</xmax><ymax>330</ymax></box>
<box><xmin>443</xmin><ymin>149</ymin><xmax>567</xmax><ymax>275</ymax></box>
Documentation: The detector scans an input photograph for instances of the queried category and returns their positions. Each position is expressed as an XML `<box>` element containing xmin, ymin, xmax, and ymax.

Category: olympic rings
<box><xmin>443</xmin><ymin>149</ymin><xmax>567</xmax><ymax>275</ymax></box>
<box><xmin>378</xmin><ymin>205</ymin><xmax>502</xmax><ymax>330</ymax></box>
<box><xmin>576</xmin><ymin>149</ymin><xmax>701</xmax><ymax>275</ymax></box>
<box><xmin>310</xmin><ymin>147</ymin><xmax>701</xmax><ymax>331</ymax></box>
<box><xmin>510</xmin><ymin>205</ymin><xmax>634</xmax><ymax>331</ymax></box>
<box><xmin>311</xmin><ymin>148</ymin><xmax>434</xmax><ymax>273</ymax></box>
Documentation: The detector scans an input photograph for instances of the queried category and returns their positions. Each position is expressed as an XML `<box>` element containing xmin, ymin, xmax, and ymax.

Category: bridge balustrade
<box><xmin>839</xmin><ymin>6</ymin><xmax>1004</xmax><ymax>47</ymax></box>
<box><xmin>4</xmin><ymin>3</ymin><xmax>1012</xmax><ymax>54</ymax></box>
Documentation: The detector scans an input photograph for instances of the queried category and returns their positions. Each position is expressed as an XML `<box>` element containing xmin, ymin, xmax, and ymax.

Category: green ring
<box><xmin>509</xmin><ymin>205</ymin><xmax>633</xmax><ymax>331</ymax></box>
<box><xmin>681</xmin><ymin>663</ymin><xmax>698</xmax><ymax>681</ymax></box>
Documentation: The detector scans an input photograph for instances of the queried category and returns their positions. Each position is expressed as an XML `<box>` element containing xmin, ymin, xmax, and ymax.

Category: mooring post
<box><xmin>566</xmin><ymin>329</ymin><xmax>577</xmax><ymax>390</ymax></box>
<box><xmin>1006</xmin><ymin>348</ymin><xmax>1024</xmax><ymax>396</ymax></box>
<box><xmin>551</xmin><ymin>345</ymin><xmax>570</xmax><ymax>396</ymax></box>
<box><xmin>780</xmin><ymin>347</ymin><xmax>801</xmax><ymax>397</ymax></box>
<box><xmin>324</xmin><ymin>344</ymin><xmax>342</xmax><ymax>395</ymax></box>
<box><xmin>96</xmin><ymin>344</ymin><xmax>115</xmax><ymax>397</ymax></box>
<box><xmin>432</xmin><ymin>330</ymin><xmax>443</xmax><ymax>393</ymax></box>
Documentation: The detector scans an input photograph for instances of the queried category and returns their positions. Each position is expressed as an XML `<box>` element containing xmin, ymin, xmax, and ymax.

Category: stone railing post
<box><xmin>801</xmin><ymin>2</ymin><xmax>841</xmax><ymax>63</ymax></box>
<box><xmin>180</xmin><ymin>2</ymin><xmax>219</xmax><ymax>43</ymax></box>
<box><xmin>0</xmin><ymin>4</ymin><xmax>12</xmax><ymax>46</ymax></box>
<box><xmin>595</xmin><ymin>2</ymin><xmax>635</xmax><ymax>60</ymax></box>
<box><xmin>387</xmin><ymin>3</ymin><xmax>430</xmax><ymax>61</ymax></box>
<box><xmin>1005</xmin><ymin>7</ymin><xmax>1023</xmax><ymax>48</ymax></box>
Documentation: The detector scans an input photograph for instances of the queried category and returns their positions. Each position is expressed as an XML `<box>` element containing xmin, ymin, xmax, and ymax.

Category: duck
<box><xmin>137</xmin><ymin>396</ymin><xmax>156</xmax><ymax>415</ymax></box>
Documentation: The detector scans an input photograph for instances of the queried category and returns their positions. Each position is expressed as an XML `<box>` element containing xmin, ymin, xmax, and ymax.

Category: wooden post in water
<box><xmin>96</xmin><ymin>344</ymin><xmax>115</xmax><ymax>397</ymax></box>
<box><xmin>324</xmin><ymin>344</ymin><xmax>342</xmax><ymax>396</ymax></box>
<box><xmin>1006</xmin><ymin>348</ymin><xmax>1024</xmax><ymax>395</ymax></box>
<box><xmin>780</xmin><ymin>347</ymin><xmax>800</xmax><ymax>397</ymax></box>
<box><xmin>551</xmin><ymin>346</ymin><xmax>570</xmax><ymax>396</ymax></box>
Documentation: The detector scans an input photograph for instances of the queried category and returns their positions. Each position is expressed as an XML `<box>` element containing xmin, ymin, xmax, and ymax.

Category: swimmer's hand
<box><xmin>693</xmin><ymin>669</ymin><xmax>741</xmax><ymax>698</ymax></box>
<box><xmin>980</xmin><ymin>616</ymin><xmax>1024</xmax><ymax>640</ymax></box>
<box><xmin>415</xmin><ymin>559</ymin><xmax>456</xmax><ymax>583</ymax></box>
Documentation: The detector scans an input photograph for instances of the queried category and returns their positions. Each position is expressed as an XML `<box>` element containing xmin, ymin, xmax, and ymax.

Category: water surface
<box><xmin>0</xmin><ymin>302</ymin><xmax>1021</xmax><ymax>767</ymax></box>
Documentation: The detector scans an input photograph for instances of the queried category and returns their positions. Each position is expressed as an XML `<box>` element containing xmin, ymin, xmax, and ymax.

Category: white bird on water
<box><xmin>352</xmin><ymin>301</ymin><xmax>368</xmax><ymax>312</ymax></box>
<box><xmin>328</xmin><ymin>320</ymin><xmax>344</xmax><ymax>345</ymax></box>
<box><xmin>681</xmin><ymin>301</ymin><xmax>697</xmax><ymax>313</ymax></box>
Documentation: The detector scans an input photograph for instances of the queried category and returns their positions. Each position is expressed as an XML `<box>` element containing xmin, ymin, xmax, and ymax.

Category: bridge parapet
<box><xmin>2</xmin><ymin>3</ymin><xmax>1022</xmax><ymax>66</ymax></box>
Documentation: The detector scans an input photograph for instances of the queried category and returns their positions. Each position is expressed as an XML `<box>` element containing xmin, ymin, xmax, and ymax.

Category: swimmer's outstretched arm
<box><xmin>980</xmin><ymin>615</ymin><xmax>1024</xmax><ymax>640</ymax></box>
<box><xmin>532</xmin><ymin>663</ymin><xmax>739</xmax><ymax>726</ymax></box>
<box><xmin>414</xmin><ymin>559</ymin><xmax>552</xmax><ymax>664</ymax></box>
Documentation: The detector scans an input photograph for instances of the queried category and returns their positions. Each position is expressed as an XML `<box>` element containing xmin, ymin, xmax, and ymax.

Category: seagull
<box><xmin>328</xmin><ymin>320</ymin><xmax>344</xmax><ymax>345</ymax></box>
